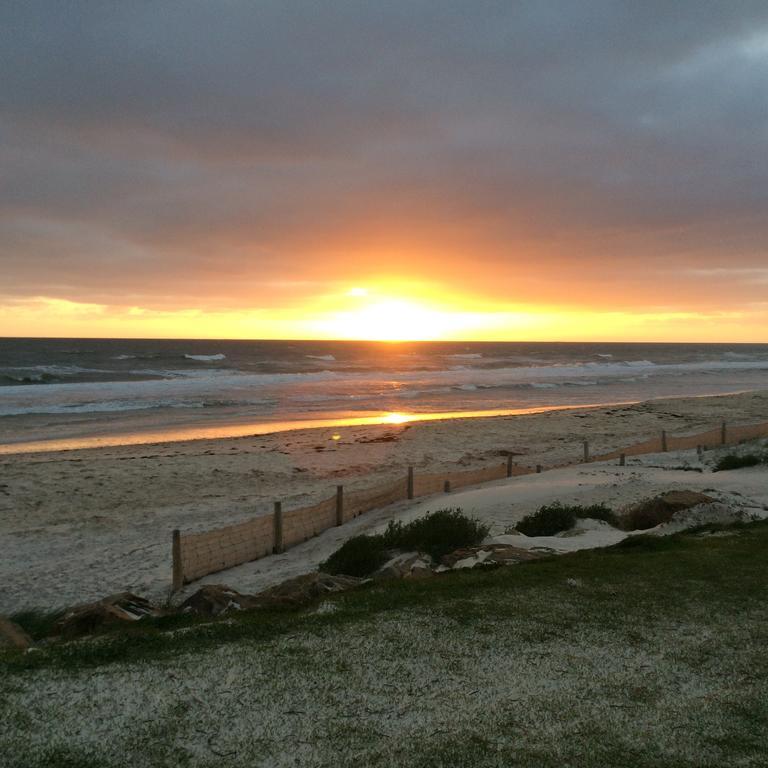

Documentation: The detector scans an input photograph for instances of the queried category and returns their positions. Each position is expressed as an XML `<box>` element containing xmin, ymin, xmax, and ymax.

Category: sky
<box><xmin>1</xmin><ymin>1</ymin><xmax>767</xmax><ymax>341</ymax></box>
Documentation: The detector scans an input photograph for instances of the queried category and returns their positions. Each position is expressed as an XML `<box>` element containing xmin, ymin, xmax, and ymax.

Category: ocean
<box><xmin>1</xmin><ymin>338</ymin><xmax>767</xmax><ymax>449</ymax></box>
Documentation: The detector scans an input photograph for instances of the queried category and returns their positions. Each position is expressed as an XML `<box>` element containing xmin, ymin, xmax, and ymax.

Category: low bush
<box><xmin>713</xmin><ymin>453</ymin><xmax>765</xmax><ymax>472</ymax></box>
<box><xmin>382</xmin><ymin>508</ymin><xmax>489</xmax><ymax>561</ymax></box>
<box><xmin>517</xmin><ymin>504</ymin><xmax>574</xmax><ymax>536</ymax></box>
<box><xmin>516</xmin><ymin>502</ymin><xmax>617</xmax><ymax>537</ymax></box>
<box><xmin>622</xmin><ymin>504</ymin><xmax>675</xmax><ymax>531</ymax></box>
<box><xmin>575</xmin><ymin>504</ymin><xmax>619</xmax><ymax>526</ymax></box>
<box><xmin>319</xmin><ymin>509</ymin><xmax>489</xmax><ymax>576</ymax></box>
<box><xmin>319</xmin><ymin>535</ymin><xmax>388</xmax><ymax>577</ymax></box>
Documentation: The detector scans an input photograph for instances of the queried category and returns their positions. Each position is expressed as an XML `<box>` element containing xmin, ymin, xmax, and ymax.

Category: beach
<box><xmin>1</xmin><ymin>388</ymin><xmax>767</xmax><ymax>613</ymax></box>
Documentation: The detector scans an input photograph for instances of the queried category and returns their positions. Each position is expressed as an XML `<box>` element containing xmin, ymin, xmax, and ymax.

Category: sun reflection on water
<box><xmin>383</xmin><ymin>412</ymin><xmax>411</xmax><ymax>424</ymax></box>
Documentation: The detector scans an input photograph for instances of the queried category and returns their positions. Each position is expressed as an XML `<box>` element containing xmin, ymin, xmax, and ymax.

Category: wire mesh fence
<box><xmin>172</xmin><ymin>417</ymin><xmax>768</xmax><ymax>590</ymax></box>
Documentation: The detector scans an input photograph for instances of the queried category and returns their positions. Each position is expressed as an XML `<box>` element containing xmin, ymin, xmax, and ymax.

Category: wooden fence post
<box><xmin>661</xmin><ymin>430</ymin><xmax>668</xmax><ymax>452</ymax></box>
<box><xmin>407</xmin><ymin>466</ymin><xmax>414</xmax><ymax>500</ymax></box>
<box><xmin>506</xmin><ymin>454</ymin><xmax>513</xmax><ymax>477</ymax></box>
<box><xmin>721</xmin><ymin>421</ymin><xmax>727</xmax><ymax>445</ymax></box>
<box><xmin>619</xmin><ymin>453</ymin><xmax>626</xmax><ymax>466</ymax></box>
<box><xmin>335</xmin><ymin>485</ymin><xmax>344</xmax><ymax>526</ymax></box>
<box><xmin>273</xmin><ymin>501</ymin><xmax>284</xmax><ymax>554</ymax></box>
<box><xmin>444</xmin><ymin>479</ymin><xmax>451</xmax><ymax>493</ymax></box>
<box><xmin>696</xmin><ymin>445</ymin><xmax>703</xmax><ymax>458</ymax></box>
<box><xmin>172</xmin><ymin>529</ymin><xmax>183</xmax><ymax>593</ymax></box>
<box><xmin>583</xmin><ymin>440</ymin><xmax>590</xmax><ymax>463</ymax></box>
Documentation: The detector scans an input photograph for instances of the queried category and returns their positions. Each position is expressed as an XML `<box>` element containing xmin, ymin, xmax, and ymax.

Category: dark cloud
<box><xmin>1</xmin><ymin>1</ymin><xmax>768</xmax><ymax>312</ymax></box>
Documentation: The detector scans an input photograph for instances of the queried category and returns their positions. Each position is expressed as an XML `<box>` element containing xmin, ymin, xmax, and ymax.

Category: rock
<box><xmin>452</xmin><ymin>549</ymin><xmax>494</xmax><ymax>570</ymax></box>
<box><xmin>180</xmin><ymin>573</ymin><xmax>369</xmax><ymax>617</ymax></box>
<box><xmin>0</xmin><ymin>616</ymin><xmax>32</xmax><ymax>650</ymax></box>
<box><xmin>441</xmin><ymin>544</ymin><xmax>544</xmax><ymax>569</ymax></box>
<box><xmin>650</xmin><ymin>501</ymin><xmax>753</xmax><ymax>535</ymax></box>
<box><xmin>658</xmin><ymin>490</ymin><xmax>716</xmax><ymax>508</ymax></box>
<box><xmin>179</xmin><ymin>584</ymin><xmax>260</xmax><ymax>616</ymax></box>
<box><xmin>375</xmin><ymin>552</ymin><xmax>434</xmax><ymax>580</ymax></box>
<box><xmin>254</xmin><ymin>572</ymin><xmax>368</xmax><ymax>606</ymax></box>
<box><xmin>53</xmin><ymin>593</ymin><xmax>164</xmax><ymax>638</ymax></box>
<box><xmin>622</xmin><ymin>490</ymin><xmax>716</xmax><ymax>530</ymax></box>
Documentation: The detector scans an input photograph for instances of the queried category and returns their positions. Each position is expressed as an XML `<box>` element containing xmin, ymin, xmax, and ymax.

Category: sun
<box><xmin>316</xmin><ymin>297</ymin><xmax>473</xmax><ymax>341</ymax></box>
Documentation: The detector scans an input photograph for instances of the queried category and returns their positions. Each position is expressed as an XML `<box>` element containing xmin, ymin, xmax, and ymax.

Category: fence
<box><xmin>171</xmin><ymin>417</ymin><xmax>768</xmax><ymax>591</ymax></box>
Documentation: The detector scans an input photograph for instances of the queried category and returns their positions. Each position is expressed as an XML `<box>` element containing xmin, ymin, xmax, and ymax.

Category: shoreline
<box><xmin>0</xmin><ymin>402</ymin><xmax>626</xmax><ymax>455</ymax></box>
<box><xmin>0</xmin><ymin>386</ymin><xmax>761</xmax><ymax>456</ymax></box>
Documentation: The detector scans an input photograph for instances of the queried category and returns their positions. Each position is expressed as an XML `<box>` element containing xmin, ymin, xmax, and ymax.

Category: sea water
<box><xmin>1</xmin><ymin>338</ymin><xmax>767</xmax><ymax>448</ymax></box>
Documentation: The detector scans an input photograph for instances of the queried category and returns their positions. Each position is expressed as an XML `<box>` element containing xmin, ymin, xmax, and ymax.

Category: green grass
<box><xmin>2</xmin><ymin>521</ymin><xmax>768</xmax><ymax>767</ymax></box>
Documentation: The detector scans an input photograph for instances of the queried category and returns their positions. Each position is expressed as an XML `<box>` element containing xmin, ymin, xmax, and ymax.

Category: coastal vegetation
<box><xmin>515</xmin><ymin>502</ymin><xmax>617</xmax><ymax>536</ymax></box>
<box><xmin>320</xmin><ymin>509</ymin><xmax>489</xmax><ymax>576</ymax></box>
<box><xmin>2</xmin><ymin>521</ymin><xmax>767</xmax><ymax>767</ymax></box>
<box><xmin>713</xmin><ymin>452</ymin><xmax>768</xmax><ymax>472</ymax></box>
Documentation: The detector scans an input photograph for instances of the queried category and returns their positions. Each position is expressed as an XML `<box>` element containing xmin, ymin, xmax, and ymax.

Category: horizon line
<box><xmin>0</xmin><ymin>335</ymin><xmax>766</xmax><ymax>345</ymax></box>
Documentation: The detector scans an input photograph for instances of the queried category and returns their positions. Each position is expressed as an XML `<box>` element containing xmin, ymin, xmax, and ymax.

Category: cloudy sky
<box><xmin>2</xmin><ymin>1</ymin><xmax>767</xmax><ymax>340</ymax></box>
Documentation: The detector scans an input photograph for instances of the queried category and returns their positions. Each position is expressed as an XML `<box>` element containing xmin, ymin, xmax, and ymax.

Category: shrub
<box><xmin>516</xmin><ymin>502</ymin><xmax>617</xmax><ymax>537</ymax></box>
<box><xmin>517</xmin><ymin>503</ymin><xmax>576</xmax><ymax>536</ymax></box>
<box><xmin>319</xmin><ymin>509</ymin><xmax>489</xmax><ymax>576</ymax></box>
<box><xmin>622</xmin><ymin>504</ymin><xmax>675</xmax><ymax>531</ymax></box>
<box><xmin>713</xmin><ymin>453</ymin><xmax>765</xmax><ymax>472</ymax></box>
<box><xmin>574</xmin><ymin>504</ymin><xmax>619</xmax><ymax>526</ymax></box>
<box><xmin>382</xmin><ymin>508</ymin><xmax>489</xmax><ymax>561</ymax></box>
<box><xmin>319</xmin><ymin>535</ymin><xmax>388</xmax><ymax>577</ymax></box>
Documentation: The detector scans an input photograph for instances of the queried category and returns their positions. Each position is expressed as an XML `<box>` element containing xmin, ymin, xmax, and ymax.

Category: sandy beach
<box><xmin>1</xmin><ymin>389</ymin><xmax>767</xmax><ymax>613</ymax></box>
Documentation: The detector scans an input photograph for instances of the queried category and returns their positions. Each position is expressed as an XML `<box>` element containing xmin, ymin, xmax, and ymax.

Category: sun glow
<box><xmin>4</xmin><ymin>284</ymin><xmax>768</xmax><ymax>342</ymax></box>
<box><xmin>313</xmin><ymin>296</ymin><xmax>482</xmax><ymax>341</ymax></box>
<box><xmin>382</xmin><ymin>412</ymin><xmax>411</xmax><ymax>424</ymax></box>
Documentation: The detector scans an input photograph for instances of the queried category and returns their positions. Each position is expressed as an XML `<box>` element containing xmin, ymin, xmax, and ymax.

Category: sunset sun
<box><xmin>314</xmin><ymin>296</ymin><xmax>479</xmax><ymax>341</ymax></box>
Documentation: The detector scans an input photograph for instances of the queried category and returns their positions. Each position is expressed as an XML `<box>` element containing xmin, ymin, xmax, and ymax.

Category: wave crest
<box><xmin>183</xmin><ymin>354</ymin><xmax>226</xmax><ymax>362</ymax></box>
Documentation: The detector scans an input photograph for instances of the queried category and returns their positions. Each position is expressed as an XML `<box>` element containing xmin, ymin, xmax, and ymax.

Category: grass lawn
<box><xmin>2</xmin><ymin>524</ymin><xmax>767</xmax><ymax>768</ymax></box>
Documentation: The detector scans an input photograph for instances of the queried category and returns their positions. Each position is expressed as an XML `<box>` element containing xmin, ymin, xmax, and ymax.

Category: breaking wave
<box><xmin>183</xmin><ymin>353</ymin><xmax>226</xmax><ymax>362</ymax></box>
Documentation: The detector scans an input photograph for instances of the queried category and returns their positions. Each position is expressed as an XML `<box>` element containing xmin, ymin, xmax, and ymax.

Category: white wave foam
<box><xmin>306</xmin><ymin>354</ymin><xmax>336</xmax><ymax>362</ymax></box>
<box><xmin>35</xmin><ymin>365</ymin><xmax>107</xmax><ymax>375</ymax></box>
<box><xmin>184</xmin><ymin>354</ymin><xmax>226</xmax><ymax>362</ymax></box>
<box><xmin>2</xmin><ymin>358</ymin><xmax>768</xmax><ymax>416</ymax></box>
<box><xmin>446</xmin><ymin>353</ymin><xmax>483</xmax><ymax>359</ymax></box>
